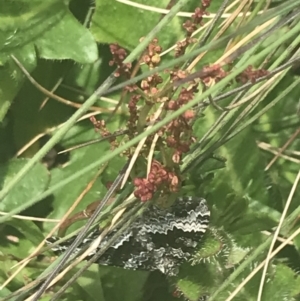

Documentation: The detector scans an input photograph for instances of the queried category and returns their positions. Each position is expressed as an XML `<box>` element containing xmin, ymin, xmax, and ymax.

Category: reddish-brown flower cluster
<box><xmin>165</xmin><ymin>121</ymin><xmax>194</xmax><ymax>163</ymax></box>
<box><xmin>141</xmin><ymin>38</ymin><xmax>163</xmax><ymax>69</ymax></box>
<box><xmin>109</xmin><ymin>43</ymin><xmax>132</xmax><ymax>77</ymax></box>
<box><xmin>236</xmin><ymin>65</ymin><xmax>269</xmax><ymax>84</ymax></box>
<box><xmin>175</xmin><ymin>36</ymin><xmax>197</xmax><ymax>58</ymax></box>
<box><xmin>140</xmin><ymin>73</ymin><xmax>163</xmax><ymax>95</ymax></box>
<box><xmin>140</xmin><ymin>38</ymin><xmax>163</xmax><ymax>94</ymax></box>
<box><xmin>90</xmin><ymin>116</ymin><xmax>116</xmax><ymax>145</ymax></box>
<box><xmin>133</xmin><ymin>160</ymin><xmax>179</xmax><ymax>202</ymax></box>
<box><xmin>127</xmin><ymin>94</ymin><xmax>141</xmax><ymax>133</ymax></box>
<box><xmin>200</xmin><ymin>64</ymin><xmax>228</xmax><ymax>85</ymax></box>
<box><xmin>175</xmin><ymin>1</ymin><xmax>211</xmax><ymax>57</ymax></box>
<box><xmin>161</xmin><ymin>85</ymin><xmax>198</xmax><ymax>163</ymax></box>
<box><xmin>169</xmin><ymin>69</ymin><xmax>188</xmax><ymax>83</ymax></box>
<box><xmin>106</xmin><ymin>9</ymin><xmax>219</xmax><ymax>203</ymax></box>
<box><xmin>90</xmin><ymin>116</ymin><xmax>106</xmax><ymax>133</ymax></box>
<box><xmin>167</xmin><ymin>86</ymin><xmax>198</xmax><ymax>111</ymax></box>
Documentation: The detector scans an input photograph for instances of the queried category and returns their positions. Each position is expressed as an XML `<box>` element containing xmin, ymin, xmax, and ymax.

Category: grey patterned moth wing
<box><xmin>48</xmin><ymin>197</ymin><xmax>210</xmax><ymax>276</ymax></box>
<box><xmin>99</xmin><ymin>197</ymin><xmax>210</xmax><ymax>275</ymax></box>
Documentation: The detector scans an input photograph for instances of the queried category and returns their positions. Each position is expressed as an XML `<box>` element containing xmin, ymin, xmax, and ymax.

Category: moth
<box><xmin>48</xmin><ymin>197</ymin><xmax>210</xmax><ymax>276</ymax></box>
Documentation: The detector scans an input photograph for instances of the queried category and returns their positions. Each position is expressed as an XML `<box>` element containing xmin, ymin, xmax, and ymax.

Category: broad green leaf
<box><xmin>176</xmin><ymin>262</ymin><xmax>219</xmax><ymax>301</ymax></box>
<box><xmin>98</xmin><ymin>266</ymin><xmax>149</xmax><ymax>301</ymax></box>
<box><xmin>0</xmin><ymin>44</ymin><xmax>36</xmax><ymax>122</ymax></box>
<box><xmin>6</xmin><ymin>219</ymin><xmax>44</xmax><ymax>246</ymax></box>
<box><xmin>0</xmin><ymin>158</ymin><xmax>50</xmax><ymax>212</ymax></box>
<box><xmin>0</xmin><ymin>0</ymin><xmax>97</xmax><ymax>63</ymax></box>
<box><xmin>0</xmin><ymin>286</ymin><xmax>11</xmax><ymax>298</ymax></box>
<box><xmin>1</xmin><ymin>233</ymin><xmax>34</xmax><ymax>259</ymax></box>
<box><xmin>91</xmin><ymin>0</ymin><xmax>184</xmax><ymax>51</ymax></box>
<box><xmin>0</xmin><ymin>0</ymin><xmax>98</xmax><ymax>122</ymax></box>
<box><xmin>0</xmin><ymin>0</ymin><xmax>66</xmax><ymax>54</ymax></box>
<box><xmin>237</xmin><ymin>264</ymin><xmax>300</xmax><ymax>301</ymax></box>
<box><xmin>34</xmin><ymin>8</ymin><xmax>97</xmax><ymax>63</ymax></box>
<box><xmin>260</xmin><ymin>264</ymin><xmax>300</xmax><ymax>300</ymax></box>
<box><xmin>10</xmin><ymin>60</ymin><xmax>75</xmax><ymax>152</ymax></box>
<box><xmin>74</xmin><ymin>263</ymin><xmax>105</xmax><ymax>301</ymax></box>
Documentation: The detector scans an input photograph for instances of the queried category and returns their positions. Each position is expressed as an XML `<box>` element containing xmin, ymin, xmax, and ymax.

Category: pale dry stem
<box><xmin>11</xmin><ymin>56</ymin><xmax>109</xmax><ymax>113</ymax></box>
<box><xmin>264</xmin><ymin>127</ymin><xmax>300</xmax><ymax>170</ymax></box>
<box><xmin>258</xmin><ymin>141</ymin><xmax>300</xmax><ymax>165</ymax></box>
<box><xmin>117</xmin><ymin>0</ymin><xmax>263</xmax><ymax>18</ymax></box>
